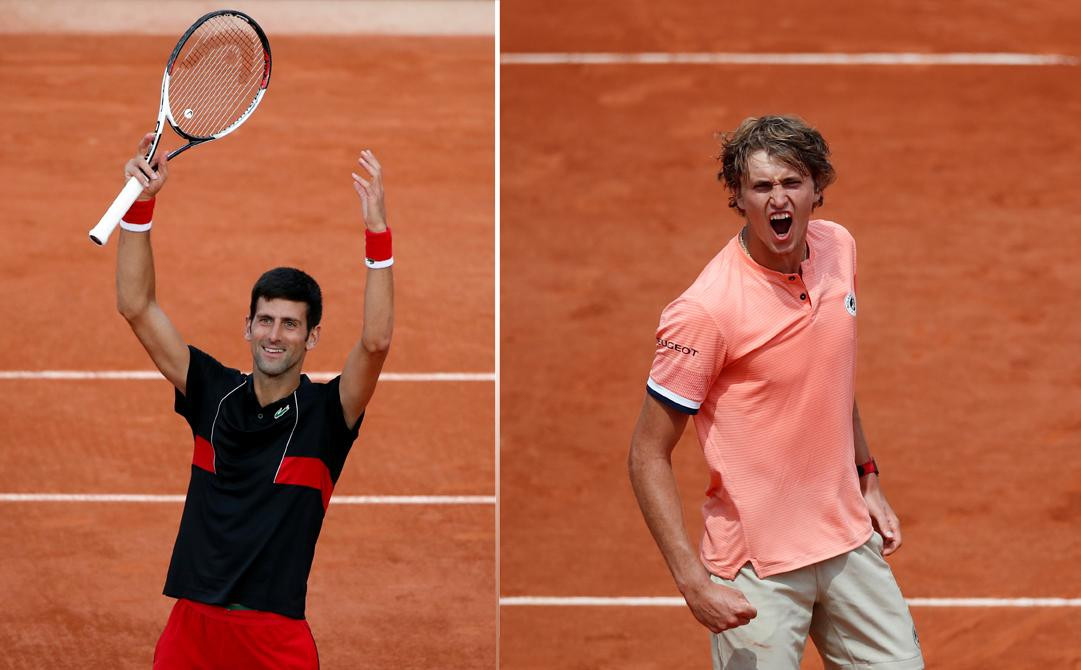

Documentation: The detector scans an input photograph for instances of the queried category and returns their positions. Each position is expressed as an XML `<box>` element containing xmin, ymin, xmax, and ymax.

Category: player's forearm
<box><xmin>853</xmin><ymin>399</ymin><xmax>888</xmax><ymax>497</ymax></box>
<box><xmin>360</xmin><ymin>266</ymin><xmax>393</xmax><ymax>353</ymax></box>
<box><xmin>115</xmin><ymin>229</ymin><xmax>158</xmax><ymax>320</ymax></box>
<box><xmin>628</xmin><ymin>445</ymin><xmax>710</xmax><ymax>593</ymax></box>
<box><xmin>853</xmin><ymin>399</ymin><xmax>871</xmax><ymax>463</ymax></box>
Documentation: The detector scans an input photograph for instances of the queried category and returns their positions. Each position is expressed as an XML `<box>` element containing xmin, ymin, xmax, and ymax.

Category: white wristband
<box><xmin>120</xmin><ymin>220</ymin><xmax>152</xmax><ymax>232</ymax></box>
<box><xmin>365</xmin><ymin>257</ymin><xmax>394</xmax><ymax>269</ymax></box>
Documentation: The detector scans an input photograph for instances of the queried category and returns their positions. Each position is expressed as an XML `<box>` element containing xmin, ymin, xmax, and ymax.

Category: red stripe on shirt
<box><xmin>193</xmin><ymin>435</ymin><xmax>215</xmax><ymax>473</ymax></box>
<box><xmin>274</xmin><ymin>456</ymin><xmax>333</xmax><ymax>510</ymax></box>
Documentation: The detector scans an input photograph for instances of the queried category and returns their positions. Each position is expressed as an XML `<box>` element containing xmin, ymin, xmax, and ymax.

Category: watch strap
<box><xmin>856</xmin><ymin>458</ymin><xmax>879</xmax><ymax>478</ymax></box>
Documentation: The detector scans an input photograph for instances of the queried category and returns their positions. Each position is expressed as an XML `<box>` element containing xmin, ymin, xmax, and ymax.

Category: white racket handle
<box><xmin>89</xmin><ymin>176</ymin><xmax>145</xmax><ymax>246</ymax></box>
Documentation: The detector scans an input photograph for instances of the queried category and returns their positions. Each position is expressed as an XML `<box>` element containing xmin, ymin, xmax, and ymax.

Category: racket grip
<box><xmin>88</xmin><ymin>176</ymin><xmax>145</xmax><ymax>246</ymax></box>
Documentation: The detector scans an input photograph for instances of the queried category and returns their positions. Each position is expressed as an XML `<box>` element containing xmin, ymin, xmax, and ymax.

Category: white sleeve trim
<box><xmin>647</xmin><ymin>377</ymin><xmax>701</xmax><ymax>411</ymax></box>
<box><xmin>120</xmin><ymin>220</ymin><xmax>152</xmax><ymax>232</ymax></box>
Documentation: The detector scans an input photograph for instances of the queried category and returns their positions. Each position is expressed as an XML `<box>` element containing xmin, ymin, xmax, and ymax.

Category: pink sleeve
<box><xmin>647</xmin><ymin>297</ymin><xmax>725</xmax><ymax>414</ymax></box>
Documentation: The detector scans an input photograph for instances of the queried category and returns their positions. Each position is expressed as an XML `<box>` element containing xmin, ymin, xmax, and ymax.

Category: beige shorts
<box><xmin>710</xmin><ymin>532</ymin><xmax>924</xmax><ymax>670</ymax></box>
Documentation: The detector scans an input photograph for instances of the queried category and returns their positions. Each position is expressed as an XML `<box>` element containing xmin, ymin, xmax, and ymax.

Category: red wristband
<box><xmin>365</xmin><ymin>227</ymin><xmax>393</xmax><ymax>268</ymax></box>
<box><xmin>123</xmin><ymin>197</ymin><xmax>155</xmax><ymax>224</ymax></box>
<box><xmin>121</xmin><ymin>197</ymin><xmax>155</xmax><ymax>232</ymax></box>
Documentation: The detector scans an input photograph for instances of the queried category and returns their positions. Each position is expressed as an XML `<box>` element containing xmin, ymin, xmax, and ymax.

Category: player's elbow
<box><xmin>117</xmin><ymin>296</ymin><xmax>149</xmax><ymax>323</ymax></box>
<box><xmin>627</xmin><ymin>431</ymin><xmax>672</xmax><ymax>480</ymax></box>
<box><xmin>361</xmin><ymin>333</ymin><xmax>392</xmax><ymax>355</ymax></box>
<box><xmin>627</xmin><ymin>437</ymin><xmax>649</xmax><ymax>480</ymax></box>
<box><xmin>627</xmin><ymin>442</ymin><xmax>654</xmax><ymax>496</ymax></box>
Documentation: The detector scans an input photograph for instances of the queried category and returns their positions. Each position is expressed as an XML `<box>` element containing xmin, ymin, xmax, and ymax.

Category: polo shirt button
<box><xmin>257</xmin><ymin>413</ymin><xmax>263</xmax><ymax>419</ymax></box>
<box><xmin>788</xmin><ymin>276</ymin><xmax>796</xmax><ymax>281</ymax></box>
<box><xmin>800</xmin><ymin>293</ymin><xmax>806</xmax><ymax>300</ymax></box>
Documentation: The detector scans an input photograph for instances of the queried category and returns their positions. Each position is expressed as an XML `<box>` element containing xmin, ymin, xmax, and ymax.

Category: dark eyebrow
<box><xmin>255</xmin><ymin>313</ymin><xmax>294</xmax><ymax>323</ymax></box>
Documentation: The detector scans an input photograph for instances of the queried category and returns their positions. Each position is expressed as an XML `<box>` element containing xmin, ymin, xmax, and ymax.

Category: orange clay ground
<box><xmin>500</xmin><ymin>2</ymin><xmax>1081</xmax><ymax>668</ymax></box>
<box><xmin>0</xmin><ymin>33</ymin><xmax>494</xmax><ymax>669</ymax></box>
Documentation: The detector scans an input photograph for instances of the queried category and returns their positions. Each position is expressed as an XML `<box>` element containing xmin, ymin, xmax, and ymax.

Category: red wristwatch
<box><xmin>856</xmin><ymin>458</ymin><xmax>879</xmax><ymax>478</ymax></box>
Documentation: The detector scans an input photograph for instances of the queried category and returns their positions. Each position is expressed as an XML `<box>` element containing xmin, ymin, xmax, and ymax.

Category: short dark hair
<box><xmin>249</xmin><ymin>267</ymin><xmax>323</xmax><ymax>332</ymax></box>
<box><xmin>717</xmin><ymin>115</ymin><xmax>836</xmax><ymax>216</ymax></box>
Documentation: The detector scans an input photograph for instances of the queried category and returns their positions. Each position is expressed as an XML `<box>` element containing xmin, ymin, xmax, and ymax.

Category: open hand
<box><xmin>351</xmin><ymin>150</ymin><xmax>387</xmax><ymax>232</ymax></box>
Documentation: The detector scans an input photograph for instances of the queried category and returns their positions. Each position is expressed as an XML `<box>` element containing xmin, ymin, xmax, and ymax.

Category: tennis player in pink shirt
<box><xmin>629</xmin><ymin>116</ymin><xmax>923</xmax><ymax>669</ymax></box>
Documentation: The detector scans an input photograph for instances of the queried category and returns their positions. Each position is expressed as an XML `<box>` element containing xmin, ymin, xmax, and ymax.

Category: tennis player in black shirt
<box><xmin>114</xmin><ymin>134</ymin><xmax>394</xmax><ymax>669</ymax></box>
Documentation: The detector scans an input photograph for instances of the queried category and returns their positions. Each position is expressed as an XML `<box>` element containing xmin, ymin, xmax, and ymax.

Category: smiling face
<box><xmin>735</xmin><ymin>150</ymin><xmax>820</xmax><ymax>273</ymax></box>
<box><xmin>244</xmin><ymin>297</ymin><xmax>320</xmax><ymax>377</ymax></box>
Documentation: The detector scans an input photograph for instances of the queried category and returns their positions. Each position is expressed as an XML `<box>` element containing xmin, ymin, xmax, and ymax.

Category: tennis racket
<box><xmin>89</xmin><ymin>9</ymin><xmax>271</xmax><ymax>246</ymax></box>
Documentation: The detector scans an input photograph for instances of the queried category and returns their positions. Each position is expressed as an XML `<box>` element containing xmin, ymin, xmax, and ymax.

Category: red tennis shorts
<box><xmin>153</xmin><ymin>598</ymin><xmax>319</xmax><ymax>669</ymax></box>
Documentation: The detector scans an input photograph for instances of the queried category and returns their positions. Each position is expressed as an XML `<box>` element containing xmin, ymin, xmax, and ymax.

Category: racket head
<box><xmin>161</xmin><ymin>10</ymin><xmax>271</xmax><ymax>151</ymax></box>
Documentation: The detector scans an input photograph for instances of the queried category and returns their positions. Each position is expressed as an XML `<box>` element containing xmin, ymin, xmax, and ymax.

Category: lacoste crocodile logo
<box><xmin>274</xmin><ymin>405</ymin><xmax>291</xmax><ymax>420</ymax></box>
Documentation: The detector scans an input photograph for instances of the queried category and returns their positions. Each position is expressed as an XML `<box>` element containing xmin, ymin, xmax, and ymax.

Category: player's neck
<box><xmin>251</xmin><ymin>368</ymin><xmax>302</xmax><ymax>407</ymax></box>
<box><xmin>741</xmin><ymin>226</ymin><xmax>807</xmax><ymax>275</ymax></box>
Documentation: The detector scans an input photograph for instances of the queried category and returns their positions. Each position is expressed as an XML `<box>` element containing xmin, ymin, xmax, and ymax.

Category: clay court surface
<box><xmin>0</xmin><ymin>9</ymin><xmax>494</xmax><ymax>669</ymax></box>
<box><xmin>501</xmin><ymin>2</ymin><xmax>1081</xmax><ymax>668</ymax></box>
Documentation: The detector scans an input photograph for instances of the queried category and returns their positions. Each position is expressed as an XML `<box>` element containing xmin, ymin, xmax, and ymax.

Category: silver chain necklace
<box><xmin>738</xmin><ymin>226</ymin><xmax>751</xmax><ymax>257</ymax></box>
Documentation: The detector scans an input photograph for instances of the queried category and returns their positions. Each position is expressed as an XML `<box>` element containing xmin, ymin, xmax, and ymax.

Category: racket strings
<box><xmin>171</xmin><ymin>21</ymin><xmax>263</xmax><ymax>135</ymax></box>
<box><xmin>179</xmin><ymin>27</ymin><xmax>262</xmax><ymax>129</ymax></box>
<box><xmin>168</xmin><ymin>15</ymin><xmax>267</xmax><ymax>139</ymax></box>
<box><xmin>171</xmin><ymin>18</ymin><xmax>263</xmax><ymax>130</ymax></box>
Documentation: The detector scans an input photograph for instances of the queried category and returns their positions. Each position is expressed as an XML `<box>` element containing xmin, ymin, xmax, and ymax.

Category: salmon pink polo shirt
<box><xmin>648</xmin><ymin>219</ymin><xmax>873</xmax><ymax>579</ymax></box>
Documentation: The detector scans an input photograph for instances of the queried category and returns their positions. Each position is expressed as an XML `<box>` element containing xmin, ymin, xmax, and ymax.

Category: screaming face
<box><xmin>736</xmin><ymin>150</ymin><xmax>820</xmax><ymax>274</ymax></box>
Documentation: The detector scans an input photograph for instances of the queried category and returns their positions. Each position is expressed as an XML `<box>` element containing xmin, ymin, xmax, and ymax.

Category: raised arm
<box><xmin>115</xmin><ymin>133</ymin><xmax>189</xmax><ymax>393</ymax></box>
<box><xmin>628</xmin><ymin>394</ymin><xmax>757</xmax><ymax>633</ymax></box>
<box><xmin>339</xmin><ymin>150</ymin><xmax>394</xmax><ymax>428</ymax></box>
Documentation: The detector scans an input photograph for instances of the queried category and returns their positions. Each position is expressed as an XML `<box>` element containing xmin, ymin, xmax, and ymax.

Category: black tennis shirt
<box><xmin>164</xmin><ymin>346</ymin><xmax>362</xmax><ymax>619</ymax></box>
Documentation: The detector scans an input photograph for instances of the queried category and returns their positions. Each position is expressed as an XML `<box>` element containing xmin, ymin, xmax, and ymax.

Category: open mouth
<box><xmin>769</xmin><ymin>213</ymin><xmax>793</xmax><ymax>237</ymax></box>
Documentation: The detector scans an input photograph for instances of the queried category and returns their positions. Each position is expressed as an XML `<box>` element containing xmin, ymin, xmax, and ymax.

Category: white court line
<box><xmin>0</xmin><ymin>493</ymin><xmax>494</xmax><ymax>505</ymax></box>
<box><xmin>906</xmin><ymin>598</ymin><xmax>1081</xmax><ymax>607</ymax></box>
<box><xmin>503</xmin><ymin>597</ymin><xmax>687</xmax><ymax>606</ymax></box>
<box><xmin>0</xmin><ymin>0</ymin><xmax>495</xmax><ymax>36</ymax></box>
<box><xmin>499</xmin><ymin>596</ymin><xmax>1081</xmax><ymax>607</ymax></box>
<box><xmin>501</xmin><ymin>52</ymin><xmax>1078</xmax><ymax>66</ymax></box>
<box><xmin>0</xmin><ymin>371</ymin><xmax>494</xmax><ymax>382</ymax></box>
